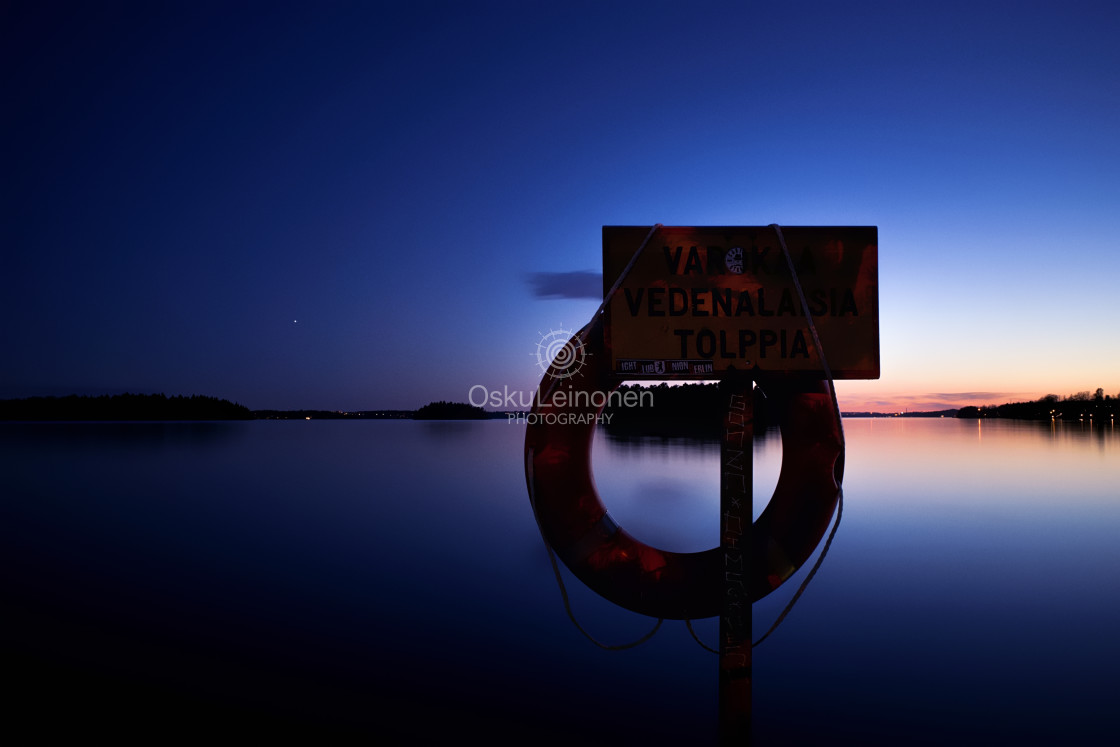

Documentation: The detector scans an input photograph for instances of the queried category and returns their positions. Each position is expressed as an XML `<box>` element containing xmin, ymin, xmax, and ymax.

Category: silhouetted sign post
<box><xmin>718</xmin><ymin>381</ymin><xmax>753</xmax><ymax>741</ymax></box>
<box><xmin>603</xmin><ymin>225</ymin><xmax>878</xmax><ymax>745</ymax></box>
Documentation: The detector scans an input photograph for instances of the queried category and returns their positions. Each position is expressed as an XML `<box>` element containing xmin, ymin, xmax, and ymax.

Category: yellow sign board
<box><xmin>603</xmin><ymin>226</ymin><xmax>879</xmax><ymax>379</ymax></box>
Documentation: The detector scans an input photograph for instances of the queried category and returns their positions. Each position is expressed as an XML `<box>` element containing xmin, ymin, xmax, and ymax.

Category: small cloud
<box><xmin>892</xmin><ymin>391</ymin><xmax>1029</xmax><ymax>410</ymax></box>
<box><xmin>921</xmin><ymin>392</ymin><xmax>1032</xmax><ymax>406</ymax></box>
<box><xmin>928</xmin><ymin>391</ymin><xmax>1016</xmax><ymax>402</ymax></box>
<box><xmin>526</xmin><ymin>271</ymin><xmax>602</xmax><ymax>300</ymax></box>
<box><xmin>841</xmin><ymin>391</ymin><xmax>1034</xmax><ymax>413</ymax></box>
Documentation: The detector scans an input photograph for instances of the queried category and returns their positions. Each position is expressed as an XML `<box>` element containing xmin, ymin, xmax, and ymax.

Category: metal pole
<box><xmin>719</xmin><ymin>379</ymin><xmax>752</xmax><ymax>745</ymax></box>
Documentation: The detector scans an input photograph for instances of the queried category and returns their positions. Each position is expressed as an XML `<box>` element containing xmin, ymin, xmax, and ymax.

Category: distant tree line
<box><xmin>957</xmin><ymin>389</ymin><xmax>1118</xmax><ymax>420</ymax></box>
<box><xmin>252</xmin><ymin>409</ymin><xmax>413</xmax><ymax>419</ymax></box>
<box><xmin>0</xmin><ymin>393</ymin><xmax>253</xmax><ymax>421</ymax></box>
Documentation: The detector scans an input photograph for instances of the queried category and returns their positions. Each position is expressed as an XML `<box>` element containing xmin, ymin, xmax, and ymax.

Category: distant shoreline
<box><xmin>0</xmin><ymin>395</ymin><xmax>421</xmax><ymax>421</ymax></box>
<box><xmin>3</xmin><ymin>390</ymin><xmax>1116</xmax><ymax>422</ymax></box>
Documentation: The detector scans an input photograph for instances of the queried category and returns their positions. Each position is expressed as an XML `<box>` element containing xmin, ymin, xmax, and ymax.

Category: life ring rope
<box><xmin>746</xmin><ymin>224</ymin><xmax>847</xmax><ymax>647</ymax></box>
<box><xmin>527</xmin><ymin>445</ymin><xmax>666</xmax><ymax>650</ymax></box>
<box><xmin>752</xmin><ymin>485</ymin><xmax>843</xmax><ymax>647</ymax></box>
<box><xmin>522</xmin><ymin>224</ymin><xmax>669</xmax><ymax>649</ymax></box>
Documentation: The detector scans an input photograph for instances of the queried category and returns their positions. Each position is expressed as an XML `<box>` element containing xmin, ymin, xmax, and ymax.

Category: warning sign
<box><xmin>603</xmin><ymin>226</ymin><xmax>879</xmax><ymax>379</ymax></box>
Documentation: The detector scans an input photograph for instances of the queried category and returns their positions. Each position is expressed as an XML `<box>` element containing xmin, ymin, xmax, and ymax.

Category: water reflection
<box><xmin>4</xmin><ymin>418</ymin><xmax>1120</xmax><ymax>744</ymax></box>
<box><xmin>601</xmin><ymin>420</ymin><xmax>780</xmax><ymax>447</ymax></box>
<box><xmin>418</xmin><ymin>419</ymin><xmax>488</xmax><ymax>439</ymax></box>
<box><xmin>0</xmin><ymin>420</ymin><xmax>244</xmax><ymax>450</ymax></box>
<box><xmin>843</xmin><ymin>418</ymin><xmax>1119</xmax><ymax>509</ymax></box>
<box><xmin>591</xmin><ymin>425</ymin><xmax>784</xmax><ymax>551</ymax></box>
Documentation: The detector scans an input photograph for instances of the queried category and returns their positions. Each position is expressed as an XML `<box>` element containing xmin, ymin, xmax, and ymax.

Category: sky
<box><xmin>4</xmin><ymin>0</ymin><xmax>1118</xmax><ymax>412</ymax></box>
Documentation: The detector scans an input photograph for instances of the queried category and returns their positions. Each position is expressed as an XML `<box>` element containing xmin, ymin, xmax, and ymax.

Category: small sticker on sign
<box><xmin>725</xmin><ymin>246</ymin><xmax>744</xmax><ymax>274</ymax></box>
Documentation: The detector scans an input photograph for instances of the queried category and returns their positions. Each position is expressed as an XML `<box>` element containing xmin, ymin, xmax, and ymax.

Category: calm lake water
<box><xmin>3</xmin><ymin>417</ymin><xmax>1119</xmax><ymax>744</ymax></box>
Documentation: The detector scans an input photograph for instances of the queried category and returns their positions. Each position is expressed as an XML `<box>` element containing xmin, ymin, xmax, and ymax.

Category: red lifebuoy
<box><xmin>524</xmin><ymin>315</ymin><xmax>844</xmax><ymax>620</ymax></box>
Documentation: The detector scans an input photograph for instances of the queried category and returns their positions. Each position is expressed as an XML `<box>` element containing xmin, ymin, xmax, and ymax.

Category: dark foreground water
<box><xmin>3</xmin><ymin>417</ymin><xmax>1119</xmax><ymax>744</ymax></box>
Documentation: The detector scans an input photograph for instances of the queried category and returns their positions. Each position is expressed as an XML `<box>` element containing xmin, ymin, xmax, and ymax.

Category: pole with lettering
<box><xmin>720</xmin><ymin>379</ymin><xmax>753</xmax><ymax>744</ymax></box>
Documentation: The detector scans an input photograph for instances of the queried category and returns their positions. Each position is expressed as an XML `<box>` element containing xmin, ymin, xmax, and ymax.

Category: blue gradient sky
<box><xmin>4</xmin><ymin>1</ymin><xmax>1118</xmax><ymax>411</ymax></box>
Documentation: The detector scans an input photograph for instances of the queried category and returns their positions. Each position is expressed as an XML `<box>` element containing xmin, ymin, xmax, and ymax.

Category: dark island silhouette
<box><xmin>0</xmin><ymin>393</ymin><xmax>252</xmax><ymax>421</ymax></box>
<box><xmin>603</xmin><ymin>382</ymin><xmax>773</xmax><ymax>438</ymax></box>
